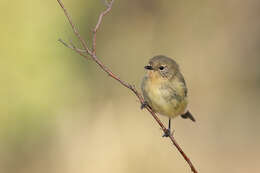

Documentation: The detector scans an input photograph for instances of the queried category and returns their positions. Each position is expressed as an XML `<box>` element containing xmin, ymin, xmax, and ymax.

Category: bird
<box><xmin>141</xmin><ymin>55</ymin><xmax>195</xmax><ymax>137</ymax></box>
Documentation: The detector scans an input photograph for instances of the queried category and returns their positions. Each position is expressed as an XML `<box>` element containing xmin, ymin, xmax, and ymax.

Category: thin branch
<box><xmin>92</xmin><ymin>0</ymin><xmax>115</xmax><ymax>55</ymax></box>
<box><xmin>58</xmin><ymin>39</ymin><xmax>87</xmax><ymax>54</ymax></box>
<box><xmin>57</xmin><ymin>0</ymin><xmax>92</xmax><ymax>55</ymax></box>
<box><xmin>103</xmin><ymin>0</ymin><xmax>111</xmax><ymax>7</ymax></box>
<box><xmin>57</xmin><ymin>0</ymin><xmax>198</xmax><ymax>172</ymax></box>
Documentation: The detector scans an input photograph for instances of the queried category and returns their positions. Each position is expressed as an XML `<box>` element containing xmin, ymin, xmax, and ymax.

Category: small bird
<box><xmin>141</xmin><ymin>55</ymin><xmax>195</xmax><ymax>137</ymax></box>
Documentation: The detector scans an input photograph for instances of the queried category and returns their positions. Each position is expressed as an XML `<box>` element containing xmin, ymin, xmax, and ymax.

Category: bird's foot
<box><xmin>162</xmin><ymin>128</ymin><xmax>174</xmax><ymax>138</ymax></box>
<box><xmin>141</xmin><ymin>101</ymin><xmax>150</xmax><ymax>109</ymax></box>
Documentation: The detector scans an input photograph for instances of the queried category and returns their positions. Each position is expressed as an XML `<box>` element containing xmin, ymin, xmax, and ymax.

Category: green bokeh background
<box><xmin>1</xmin><ymin>0</ymin><xmax>260</xmax><ymax>172</ymax></box>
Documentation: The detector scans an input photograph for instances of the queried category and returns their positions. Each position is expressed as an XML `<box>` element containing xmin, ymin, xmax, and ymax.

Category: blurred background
<box><xmin>1</xmin><ymin>0</ymin><xmax>260</xmax><ymax>172</ymax></box>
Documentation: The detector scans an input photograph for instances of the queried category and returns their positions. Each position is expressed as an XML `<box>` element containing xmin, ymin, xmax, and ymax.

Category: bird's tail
<box><xmin>181</xmin><ymin>111</ymin><xmax>196</xmax><ymax>122</ymax></box>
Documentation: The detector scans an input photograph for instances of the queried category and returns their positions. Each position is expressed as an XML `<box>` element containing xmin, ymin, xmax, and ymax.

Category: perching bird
<box><xmin>141</xmin><ymin>55</ymin><xmax>195</xmax><ymax>137</ymax></box>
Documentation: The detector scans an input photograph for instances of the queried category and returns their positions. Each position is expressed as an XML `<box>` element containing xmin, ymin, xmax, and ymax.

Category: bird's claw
<box><xmin>141</xmin><ymin>101</ymin><xmax>149</xmax><ymax>109</ymax></box>
<box><xmin>162</xmin><ymin>129</ymin><xmax>174</xmax><ymax>137</ymax></box>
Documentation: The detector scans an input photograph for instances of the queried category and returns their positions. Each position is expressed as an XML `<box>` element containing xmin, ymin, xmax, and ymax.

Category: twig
<box><xmin>57</xmin><ymin>0</ymin><xmax>198</xmax><ymax>172</ymax></box>
<box><xmin>57</xmin><ymin>0</ymin><xmax>92</xmax><ymax>55</ymax></box>
<box><xmin>92</xmin><ymin>0</ymin><xmax>114</xmax><ymax>55</ymax></box>
<box><xmin>58</xmin><ymin>39</ymin><xmax>87</xmax><ymax>55</ymax></box>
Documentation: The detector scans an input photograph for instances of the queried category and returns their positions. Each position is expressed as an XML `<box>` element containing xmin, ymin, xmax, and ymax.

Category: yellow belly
<box><xmin>142</xmin><ymin>76</ymin><xmax>188</xmax><ymax>118</ymax></box>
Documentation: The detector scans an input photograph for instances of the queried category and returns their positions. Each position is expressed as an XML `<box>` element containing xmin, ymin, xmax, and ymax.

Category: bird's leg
<box><xmin>163</xmin><ymin>118</ymin><xmax>172</xmax><ymax>137</ymax></box>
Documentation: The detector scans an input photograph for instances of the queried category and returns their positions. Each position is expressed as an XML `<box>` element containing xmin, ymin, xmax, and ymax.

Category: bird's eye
<box><xmin>159</xmin><ymin>66</ymin><xmax>165</xmax><ymax>70</ymax></box>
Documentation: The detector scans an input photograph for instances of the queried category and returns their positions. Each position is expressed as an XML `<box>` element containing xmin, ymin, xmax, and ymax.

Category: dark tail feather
<box><xmin>181</xmin><ymin>111</ymin><xmax>196</xmax><ymax>122</ymax></box>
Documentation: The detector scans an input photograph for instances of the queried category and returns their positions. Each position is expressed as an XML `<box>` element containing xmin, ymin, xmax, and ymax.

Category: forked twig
<box><xmin>58</xmin><ymin>39</ymin><xmax>87</xmax><ymax>55</ymax></box>
<box><xmin>92</xmin><ymin>0</ymin><xmax>114</xmax><ymax>55</ymax></box>
<box><xmin>56</xmin><ymin>0</ymin><xmax>198</xmax><ymax>172</ymax></box>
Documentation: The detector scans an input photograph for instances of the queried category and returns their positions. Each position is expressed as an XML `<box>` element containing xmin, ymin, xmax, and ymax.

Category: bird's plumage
<box><xmin>141</xmin><ymin>55</ymin><xmax>195</xmax><ymax>121</ymax></box>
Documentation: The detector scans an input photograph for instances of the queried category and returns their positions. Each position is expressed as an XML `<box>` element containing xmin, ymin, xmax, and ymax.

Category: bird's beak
<box><xmin>144</xmin><ymin>65</ymin><xmax>153</xmax><ymax>70</ymax></box>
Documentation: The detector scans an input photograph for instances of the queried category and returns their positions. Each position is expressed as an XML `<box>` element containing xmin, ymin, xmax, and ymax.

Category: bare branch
<box><xmin>58</xmin><ymin>39</ymin><xmax>87</xmax><ymax>57</ymax></box>
<box><xmin>57</xmin><ymin>0</ymin><xmax>92</xmax><ymax>55</ymax></box>
<box><xmin>57</xmin><ymin>0</ymin><xmax>198</xmax><ymax>172</ymax></box>
<box><xmin>92</xmin><ymin>0</ymin><xmax>115</xmax><ymax>55</ymax></box>
<box><xmin>103</xmin><ymin>0</ymin><xmax>111</xmax><ymax>8</ymax></box>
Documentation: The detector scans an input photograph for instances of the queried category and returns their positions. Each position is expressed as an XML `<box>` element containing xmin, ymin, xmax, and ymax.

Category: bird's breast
<box><xmin>141</xmin><ymin>75</ymin><xmax>187</xmax><ymax>118</ymax></box>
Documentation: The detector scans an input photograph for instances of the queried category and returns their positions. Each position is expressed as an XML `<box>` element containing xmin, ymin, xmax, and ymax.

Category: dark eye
<box><xmin>159</xmin><ymin>66</ymin><xmax>165</xmax><ymax>70</ymax></box>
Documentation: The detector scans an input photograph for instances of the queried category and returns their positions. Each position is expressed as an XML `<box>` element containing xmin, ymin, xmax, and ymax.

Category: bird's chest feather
<box><xmin>143</xmin><ymin>78</ymin><xmax>176</xmax><ymax>113</ymax></box>
<box><xmin>142</xmin><ymin>74</ymin><xmax>187</xmax><ymax>117</ymax></box>
<box><xmin>146</xmin><ymin>81</ymin><xmax>168</xmax><ymax>103</ymax></box>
